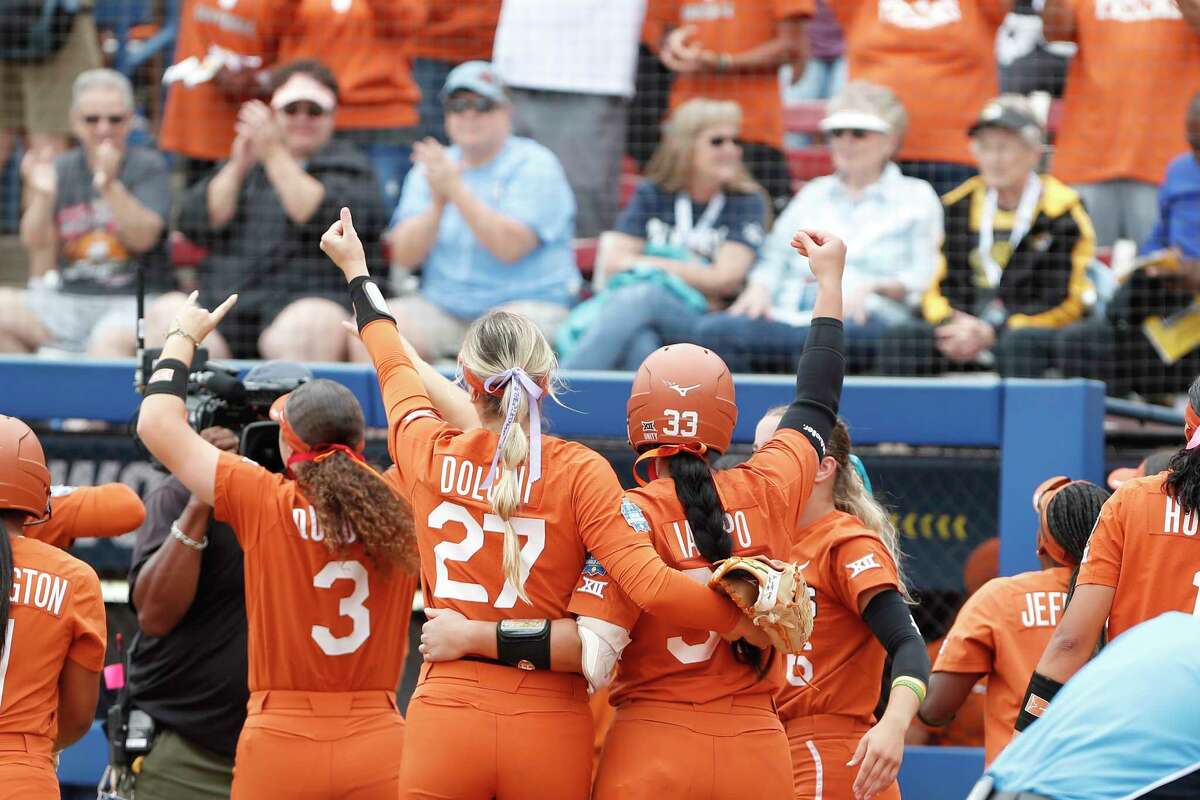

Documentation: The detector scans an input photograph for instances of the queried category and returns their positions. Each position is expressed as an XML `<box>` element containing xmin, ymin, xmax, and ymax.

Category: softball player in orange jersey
<box><xmin>922</xmin><ymin>478</ymin><xmax>1108</xmax><ymax>765</ymax></box>
<box><xmin>27</xmin><ymin>483</ymin><xmax>146</xmax><ymax>549</ymax></box>
<box><xmin>1018</xmin><ymin>374</ymin><xmax>1200</xmax><ymax>732</ymax></box>
<box><xmin>137</xmin><ymin>296</ymin><xmax>420</xmax><ymax>800</ymax></box>
<box><xmin>320</xmin><ymin>207</ymin><xmax>755</xmax><ymax>800</ymax></box>
<box><xmin>0</xmin><ymin>416</ymin><xmax>106</xmax><ymax>800</ymax></box>
<box><xmin>748</xmin><ymin>411</ymin><xmax>927</xmax><ymax>800</ymax></box>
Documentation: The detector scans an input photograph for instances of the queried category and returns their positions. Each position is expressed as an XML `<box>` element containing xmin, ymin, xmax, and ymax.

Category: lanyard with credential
<box><xmin>978</xmin><ymin>172</ymin><xmax>1042</xmax><ymax>288</ymax></box>
<box><xmin>671</xmin><ymin>191</ymin><xmax>725</xmax><ymax>256</ymax></box>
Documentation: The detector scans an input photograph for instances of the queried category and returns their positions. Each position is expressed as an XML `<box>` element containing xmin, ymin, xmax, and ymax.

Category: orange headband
<box><xmin>1186</xmin><ymin>405</ymin><xmax>1200</xmax><ymax>450</ymax></box>
<box><xmin>269</xmin><ymin>393</ymin><xmax>371</xmax><ymax>479</ymax></box>
<box><xmin>632</xmin><ymin>442</ymin><xmax>709</xmax><ymax>487</ymax></box>
<box><xmin>1032</xmin><ymin>475</ymin><xmax>1078</xmax><ymax>567</ymax></box>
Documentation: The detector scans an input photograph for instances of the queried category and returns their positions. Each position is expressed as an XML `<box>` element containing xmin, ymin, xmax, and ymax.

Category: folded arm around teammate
<box><xmin>25</xmin><ymin>482</ymin><xmax>146</xmax><ymax>549</ymax></box>
<box><xmin>321</xmin><ymin>206</ymin><xmax>754</xmax><ymax>637</ymax></box>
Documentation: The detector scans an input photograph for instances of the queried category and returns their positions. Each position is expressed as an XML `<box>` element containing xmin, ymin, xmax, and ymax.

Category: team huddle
<box><xmin>3</xmin><ymin>206</ymin><xmax>1200</xmax><ymax>800</ymax></box>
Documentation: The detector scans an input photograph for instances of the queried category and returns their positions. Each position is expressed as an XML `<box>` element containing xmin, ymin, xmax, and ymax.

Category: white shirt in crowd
<box><xmin>492</xmin><ymin>0</ymin><xmax>646</xmax><ymax>98</ymax></box>
<box><xmin>750</xmin><ymin>163</ymin><xmax>945</xmax><ymax>326</ymax></box>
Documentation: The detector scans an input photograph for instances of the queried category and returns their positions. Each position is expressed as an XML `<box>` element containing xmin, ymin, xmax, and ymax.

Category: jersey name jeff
<box><xmin>1020</xmin><ymin>590</ymin><xmax>1066</xmax><ymax>629</ymax></box>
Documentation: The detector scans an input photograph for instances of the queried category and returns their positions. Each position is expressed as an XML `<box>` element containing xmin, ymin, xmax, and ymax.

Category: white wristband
<box><xmin>171</xmin><ymin>520</ymin><xmax>208</xmax><ymax>551</ymax></box>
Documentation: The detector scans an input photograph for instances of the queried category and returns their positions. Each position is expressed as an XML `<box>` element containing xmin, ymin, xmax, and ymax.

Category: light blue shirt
<box><xmin>749</xmin><ymin>163</ymin><xmax>943</xmax><ymax>326</ymax></box>
<box><xmin>391</xmin><ymin>136</ymin><xmax>580</xmax><ymax>318</ymax></box>
<box><xmin>987</xmin><ymin>612</ymin><xmax>1200</xmax><ymax>799</ymax></box>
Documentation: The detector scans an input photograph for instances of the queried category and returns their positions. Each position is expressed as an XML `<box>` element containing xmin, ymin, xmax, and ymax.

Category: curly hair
<box><xmin>287</xmin><ymin>380</ymin><xmax>418</xmax><ymax>572</ymax></box>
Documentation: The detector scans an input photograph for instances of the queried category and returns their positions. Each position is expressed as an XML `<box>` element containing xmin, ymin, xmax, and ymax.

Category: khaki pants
<box><xmin>0</xmin><ymin>12</ymin><xmax>102</xmax><ymax>135</ymax></box>
<box><xmin>133</xmin><ymin>729</ymin><xmax>234</xmax><ymax>800</ymax></box>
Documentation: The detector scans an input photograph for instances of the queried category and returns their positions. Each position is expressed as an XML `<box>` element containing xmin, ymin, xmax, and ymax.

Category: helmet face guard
<box><xmin>0</xmin><ymin>415</ymin><xmax>50</xmax><ymax>522</ymax></box>
<box><xmin>626</xmin><ymin>344</ymin><xmax>738</xmax><ymax>481</ymax></box>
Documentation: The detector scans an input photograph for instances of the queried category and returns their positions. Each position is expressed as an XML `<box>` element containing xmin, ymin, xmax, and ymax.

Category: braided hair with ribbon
<box><xmin>272</xmin><ymin>380</ymin><xmax>417</xmax><ymax>571</ymax></box>
<box><xmin>1167</xmin><ymin>377</ymin><xmax>1200</xmax><ymax>517</ymax></box>
<box><xmin>459</xmin><ymin>311</ymin><xmax>557</xmax><ymax>605</ymax></box>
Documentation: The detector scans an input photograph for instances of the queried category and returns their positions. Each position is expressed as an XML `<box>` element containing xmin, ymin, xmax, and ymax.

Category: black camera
<box><xmin>138</xmin><ymin>348</ymin><xmax>309</xmax><ymax>473</ymax></box>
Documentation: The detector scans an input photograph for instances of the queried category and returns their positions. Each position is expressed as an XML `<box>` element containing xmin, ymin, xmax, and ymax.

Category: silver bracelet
<box><xmin>171</xmin><ymin>520</ymin><xmax>208</xmax><ymax>551</ymax></box>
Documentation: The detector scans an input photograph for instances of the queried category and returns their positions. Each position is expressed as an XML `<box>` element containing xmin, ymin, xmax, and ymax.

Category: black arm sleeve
<box><xmin>777</xmin><ymin>317</ymin><xmax>844</xmax><ymax>458</ymax></box>
<box><xmin>862</xmin><ymin>589</ymin><xmax>930</xmax><ymax>685</ymax></box>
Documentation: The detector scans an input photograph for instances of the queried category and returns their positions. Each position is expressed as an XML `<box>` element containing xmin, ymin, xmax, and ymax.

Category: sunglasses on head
<box><xmin>82</xmin><ymin>114</ymin><xmax>128</xmax><ymax>126</ymax></box>
<box><xmin>707</xmin><ymin>135</ymin><xmax>743</xmax><ymax>148</ymax></box>
<box><xmin>445</xmin><ymin>96</ymin><xmax>499</xmax><ymax>115</ymax></box>
<box><xmin>829</xmin><ymin>128</ymin><xmax>871</xmax><ymax>140</ymax></box>
<box><xmin>280</xmin><ymin>101</ymin><xmax>328</xmax><ymax>118</ymax></box>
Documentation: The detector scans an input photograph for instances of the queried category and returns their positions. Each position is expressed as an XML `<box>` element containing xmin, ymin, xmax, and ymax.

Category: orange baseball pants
<box><xmin>398</xmin><ymin>660</ymin><xmax>593</xmax><ymax>800</ymax></box>
<box><xmin>231</xmin><ymin>690</ymin><xmax>404</xmax><ymax>800</ymax></box>
<box><xmin>593</xmin><ymin>694</ymin><xmax>793</xmax><ymax>800</ymax></box>
<box><xmin>0</xmin><ymin>733</ymin><xmax>57</xmax><ymax>800</ymax></box>
<box><xmin>785</xmin><ymin>714</ymin><xmax>901</xmax><ymax>800</ymax></box>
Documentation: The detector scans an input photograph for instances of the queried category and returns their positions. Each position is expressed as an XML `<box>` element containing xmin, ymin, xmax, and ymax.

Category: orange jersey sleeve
<box><xmin>827</xmin><ymin>534</ymin><xmax>902</xmax><ymax>614</ymax></box>
<box><xmin>934</xmin><ymin>581</ymin><xmax>1000</xmax><ymax>676</ymax></box>
<box><xmin>739</xmin><ymin>428</ymin><xmax>819</xmax><ymax>527</ymax></box>
<box><xmin>1075</xmin><ymin>482</ymin><xmax>1126</xmax><ymax>589</ymax></box>
<box><xmin>212</xmin><ymin>451</ymin><xmax>291</xmax><ymax>551</ymax></box>
<box><xmin>28</xmin><ymin>484</ymin><xmax>146</xmax><ymax>549</ymax></box>
<box><xmin>567</xmin><ymin>554</ymin><xmax>642</xmax><ymax>631</ymax></box>
<box><xmin>2</xmin><ymin>538</ymin><xmax>106</xmax><ymax>741</ymax></box>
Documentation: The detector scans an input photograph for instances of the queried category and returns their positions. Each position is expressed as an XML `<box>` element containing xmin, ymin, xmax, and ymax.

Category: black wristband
<box><xmin>348</xmin><ymin>276</ymin><xmax>397</xmax><ymax>331</ymax></box>
<box><xmin>778</xmin><ymin>317</ymin><xmax>844</xmax><ymax>457</ymax></box>
<box><xmin>143</xmin><ymin>358</ymin><xmax>190</xmax><ymax>399</ymax></box>
<box><xmin>1015</xmin><ymin>671</ymin><xmax>1063</xmax><ymax>732</ymax></box>
<box><xmin>496</xmin><ymin>618</ymin><xmax>551</xmax><ymax>671</ymax></box>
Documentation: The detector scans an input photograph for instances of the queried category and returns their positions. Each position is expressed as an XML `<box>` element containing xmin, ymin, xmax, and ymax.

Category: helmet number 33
<box><xmin>663</xmin><ymin>409</ymin><xmax>699</xmax><ymax>438</ymax></box>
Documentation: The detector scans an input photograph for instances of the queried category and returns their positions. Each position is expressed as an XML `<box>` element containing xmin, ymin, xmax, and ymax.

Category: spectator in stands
<box><xmin>0</xmin><ymin>70</ymin><xmax>181</xmax><ymax>358</ymax></box>
<box><xmin>0</xmin><ymin>1</ymin><xmax>101</xmax><ymax>202</ymax></box>
<box><xmin>558</xmin><ymin>99</ymin><xmax>766</xmax><ymax>371</ymax></box>
<box><xmin>782</xmin><ymin>0</ymin><xmax>846</xmax><ymax>105</ymax></box>
<box><xmin>177</xmin><ymin>60</ymin><xmax>387</xmax><ymax>361</ymax></box>
<box><xmin>409</xmin><ymin>0</ymin><xmax>500</xmax><ymax>144</ymax></box>
<box><xmin>278</xmin><ymin>0</ymin><xmax>427</xmax><ymax>208</ymax></box>
<box><xmin>1057</xmin><ymin>92</ymin><xmax>1200</xmax><ymax>397</ymax></box>
<box><xmin>829</xmin><ymin>0</ymin><xmax>1009</xmax><ymax>196</ymax></box>
<box><xmin>1043</xmin><ymin>0</ymin><xmax>1200</xmax><ymax>247</ymax></box>
<box><xmin>385</xmin><ymin>61</ymin><xmax>579</xmax><ymax>361</ymax></box>
<box><xmin>160</xmin><ymin>0</ymin><xmax>285</xmax><ymax>188</ymax></box>
<box><xmin>877</xmin><ymin>96</ymin><xmax>1094</xmax><ymax>378</ymax></box>
<box><xmin>692</xmin><ymin>82</ymin><xmax>941</xmax><ymax>373</ymax></box>
<box><xmin>492</xmin><ymin>0</ymin><xmax>646</xmax><ymax>238</ymax></box>
<box><xmin>649</xmin><ymin>0</ymin><xmax>810</xmax><ymax>212</ymax></box>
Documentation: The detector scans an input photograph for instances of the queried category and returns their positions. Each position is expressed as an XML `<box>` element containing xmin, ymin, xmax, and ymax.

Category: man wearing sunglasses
<box><xmin>176</xmin><ymin>59</ymin><xmax>388</xmax><ymax>361</ymax></box>
<box><xmin>0</xmin><ymin>68</ymin><xmax>174</xmax><ymax>358</ymax></box>
<box><xmin>386</xmin><ymin>61</ymin><xmax>579</xmax><ymax>361</ymax></box>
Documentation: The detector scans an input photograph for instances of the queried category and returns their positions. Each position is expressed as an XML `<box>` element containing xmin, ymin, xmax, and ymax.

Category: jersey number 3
<box><xmin>311</xmin><ymin>561</ymin><xmax>370</xmax><ymax>656</ymax></box>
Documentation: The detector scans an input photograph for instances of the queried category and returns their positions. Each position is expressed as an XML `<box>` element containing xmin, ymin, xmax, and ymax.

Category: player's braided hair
<box><xmin>1047</xmin><ymin>481</ymin><xmax>1109</xmax><ymax>605</ymax></box>
<box><xmin>0</xmin><ymin>516</ymin><xmax>14</xmax><ymax>662</ymax></box>
<box><xmin>669</xmin><ymin>454</ymin><xmax>767</xmax><ymax>674</ymax></box>
<box><xmin>288</xmin><ymin>380</ymin><xmax>418</xmax><ymax>572</ymax></box>
<box><xmin>460</xmin><ymin>311</ymin><xmax>558</xmax><ymax>604</ymax></box>
<box><xmin>1165</xmin><ymin>377</ymin><xmax>1200</xmax><ymax>516</ymax></box>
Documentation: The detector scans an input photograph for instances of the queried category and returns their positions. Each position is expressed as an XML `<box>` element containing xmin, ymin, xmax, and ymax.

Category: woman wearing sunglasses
<box><xmin>694</xmin><ymin>81</ymin><xmax>943</xmax><ymax>375</ymax></box>
<box><xmin>559</xmin><ymin>98</ymin><xmax>769</xmax><ymax>371</ymax></box>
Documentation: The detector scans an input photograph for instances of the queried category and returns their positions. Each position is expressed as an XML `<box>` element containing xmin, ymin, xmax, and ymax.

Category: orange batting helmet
<box><xmin>626</xmin><ymin>344</ymin><xmax>737</xmax><ymax>484</ymax></box>
<box><xmin>0</xmin><ymin>415</ymin><xmax>50</xmax><ymax>521</ymax></box>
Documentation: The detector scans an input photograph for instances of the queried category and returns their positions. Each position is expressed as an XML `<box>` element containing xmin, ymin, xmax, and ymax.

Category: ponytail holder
<box><xmin>848</xmin><ymin>454</ymin><xmax>873</xmax><ymax>495</ymax></box>
<box><xmin>286</xmin><ymin>444</ymin><xmax>377</xmax><ymax>479</ymax></box>
<box><xmin>632</xmin><ymin>442</ymin><xmax>709</xmax><ymax>487</ymax></box>
<box><xmin>1186</xmin><ymin>405</ymin><xmax>1200</xmax><ymax>451</ymax></box>
<box><xmin>479</xmin><ymin>368</ymin><xmax>544</xmax><ymax>491</ymax></box>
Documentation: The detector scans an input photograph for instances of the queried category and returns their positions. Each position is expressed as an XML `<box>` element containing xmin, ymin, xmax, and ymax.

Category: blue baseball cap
<box><xmin>439</xmin><ymin>61</ymin><xmax>509</xmax><ymax>105</ymax></box>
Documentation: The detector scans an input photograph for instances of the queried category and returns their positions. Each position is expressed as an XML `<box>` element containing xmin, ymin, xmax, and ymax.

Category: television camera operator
<box><xmin>120</xmin><ymin>360</ymin><xmax>312</xmax><ymax>800</ymax></box>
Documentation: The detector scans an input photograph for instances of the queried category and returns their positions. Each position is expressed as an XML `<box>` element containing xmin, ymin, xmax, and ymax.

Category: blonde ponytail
<box><xmin>828</xmin><ymin>419</ymin><xmax>913</xmax><ymax>601</ymax></box>
<box><xmin>459</xmin><ymin>310</ymin><xmax>559</xmax><ymax>609</ymax></box>
<box><xmin>493</xmin><ymin>382</ymin><xmax>531</xmax><ymax>603</ymax></box>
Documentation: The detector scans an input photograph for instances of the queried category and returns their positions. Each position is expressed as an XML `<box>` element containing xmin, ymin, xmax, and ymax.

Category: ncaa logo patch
<box><xmin>621</xmin><ymin>498</ymin><xmax>651</xmax><ymax>533</ymax></box>
<box><xmin>583</xmin><ymin>556</ymin><xmax>607</xmax><ymax>577</ymax></box>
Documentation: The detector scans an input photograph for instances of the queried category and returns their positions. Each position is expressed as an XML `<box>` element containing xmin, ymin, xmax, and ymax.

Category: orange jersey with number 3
<box><xmin>1077</xmin><ymin>473</ymin><xmax>1200</xmax><ymax>640</ymax></box>
<box><xmin>1</xmin><ymin>537</ymin><xmax>106</xmax><ymax>740</ymax></box>
<box><xmin>776</xmin><ymin>511</ymin><xmax>902</xmax><ymax>726</ymax></box>
<box><xmin>361</xmin><ymin>320</ymin><xmax>742</xmax><ymax>634</ymax></box>
<box><xmin>26</xmin><ymin>484</ymin><xmax>146</xmax><ymax>550</ymax></box>
<box><xmin>213</xmin><ymin>452</ymin><xmax>418</xmax><ymax>692</ymax></box>
<box><xmin>933</xmin><ymin>566</ymin><xmax>1071</xmax><ymax>765</ymax></box>
<box><xmin>570</xmin><ymin>428</ymin><xmax>818</xmax><ymax>705</ymax></box>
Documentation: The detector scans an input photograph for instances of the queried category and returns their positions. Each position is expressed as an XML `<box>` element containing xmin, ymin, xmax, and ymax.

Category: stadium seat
<box><xmin>782</xmin><ymin>99</ymin><xmax>827</xmax><ymax>136</ymax></box>
<box><xmin>573</xmin><ymin>238</ymin><xmax>597</xmax><ymax>280</ymax></box>
<box><xmin>169</xmin><ymin>230</ymin><xmax>209</xmax><ymax>269</ymax></box>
